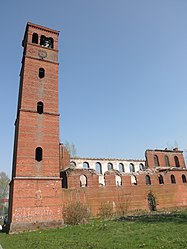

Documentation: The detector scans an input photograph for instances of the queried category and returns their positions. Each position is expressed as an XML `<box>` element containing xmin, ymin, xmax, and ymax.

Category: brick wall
<box><xmin>61</xmin><ymin>168</ymin><xmax>187</xmax><ymax>216</ymax></box>
<box><xmin>146</xmin><ymin>149</ymin><xmax>186</xmax><ymax>169</ymax></box>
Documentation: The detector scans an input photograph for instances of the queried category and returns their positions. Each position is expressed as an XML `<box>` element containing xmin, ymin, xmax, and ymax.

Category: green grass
<box><xmin>1</xmin><ymin>211</ymin><xmax>187</xmax><ymax>249</ymax></box>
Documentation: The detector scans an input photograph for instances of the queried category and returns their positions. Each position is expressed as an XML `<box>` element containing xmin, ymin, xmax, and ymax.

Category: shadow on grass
<box><xmin>116</xmin><ymin>212</ymin><xmax>187</xmax><ymax>224</ymax></box>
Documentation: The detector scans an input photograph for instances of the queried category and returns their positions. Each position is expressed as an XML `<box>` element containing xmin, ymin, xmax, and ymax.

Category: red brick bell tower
<box><xmin>8</xmin><ymin>22</ymin><xmax>62</xmax><ymax>232</ymax></box>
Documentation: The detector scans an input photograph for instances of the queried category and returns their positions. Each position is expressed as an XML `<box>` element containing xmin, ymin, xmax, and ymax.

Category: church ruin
<box><xmin>8</xmin><ymin>22</ymin><xmax>187</xmax><ymax>233</ymax></box>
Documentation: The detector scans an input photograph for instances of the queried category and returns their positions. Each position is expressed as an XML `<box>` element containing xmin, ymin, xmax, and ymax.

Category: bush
<box><xmin>116</xmin><ymin>194</ymin><xmax>131</xmax><ymax>216</ymax></box>
<box><xmin>63</xmin><ymin>202</ymin><xmax>90</xmax><ymax>225</ymax></box>
<box><xmin>97</xmin><ymin>202</ymin><xmax>114</xmax><ymax>219</ymax></box>
<box><xmin>147</xmin><ymin>190</ymin><xmax>157</xmax><ymax>211</ymax></box>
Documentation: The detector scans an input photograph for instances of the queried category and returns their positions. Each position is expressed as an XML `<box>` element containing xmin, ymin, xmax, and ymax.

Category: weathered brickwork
<box><xmin>145</xmin><ymin>149</ymin><xmax>185</xmax><ymax>169</ymax></box>
<box><xmin>8</xmin><ymin>22</ymin><xmax>187</xmax><ymax>233</ymax></box>
<box><xmin>8</xmin><ymin>23</ymin><xmax>62</xmax><ymax>233</ymax></box>
<box><xmin>61</xmin><ymin>158</ymin><xmax>187</xmax><ymax>216</ymax></box>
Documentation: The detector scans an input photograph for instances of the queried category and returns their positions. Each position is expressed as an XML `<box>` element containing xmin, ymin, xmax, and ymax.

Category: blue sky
<box><xmin>1</xmin><ymin>0</ymin><xmax>187</xmax><ymax>176</ymax></box>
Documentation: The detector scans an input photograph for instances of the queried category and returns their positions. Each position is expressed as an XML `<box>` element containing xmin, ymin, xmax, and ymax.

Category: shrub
<box><xmin>147</xmin><ymin>190</ymin><xmax>157</xmax><ymax>211</ymax></box>
<box><xmin>116</xmin><ymin>194</ymin><xmax>131</xmax><ymax>216</ymax></box>
<box><xmin>97</xmin><ymin>202</ymin><xmax>113</xmax><ymax>219</ymax></box>
<box><xmin>63</xmin><ymin>202</ymin><xmax>90</xmax><ymax>225</ymax></box>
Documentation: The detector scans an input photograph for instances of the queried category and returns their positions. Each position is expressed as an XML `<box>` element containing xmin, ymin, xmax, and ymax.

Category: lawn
<box><xmin>0</xmin><ymin>211</ymin><xmax>187</xmax><ymax>249</ymax></box>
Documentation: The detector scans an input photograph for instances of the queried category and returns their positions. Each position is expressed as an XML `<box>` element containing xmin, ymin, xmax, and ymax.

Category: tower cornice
<box><xmin>27</xmin><ymin>22</ymin><xmax>60</xmax><ymax>35</ymax></box>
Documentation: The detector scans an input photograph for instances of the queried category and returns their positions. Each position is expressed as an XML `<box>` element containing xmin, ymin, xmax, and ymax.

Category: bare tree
<box><xmin>0</xmin><ymin>172</ymin><xmax>10</xmax><ymax>199</ymax></box>
<box><xmin>0</xmin><ymin>172</ymin><xmax>9</xmax><ymax>218</ymax></box>
<box><xmin>64</xmin><ymin>141</ymin><xmax>77</xmax><ymax>157</ymax></box>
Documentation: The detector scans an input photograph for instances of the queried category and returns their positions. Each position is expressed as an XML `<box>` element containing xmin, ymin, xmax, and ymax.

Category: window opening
<box><xmin>129</xmin><ymin>163</ymin><xmax>135</xmax><ymax>172</ymax></box>
<box><xmin>158</xmin><ymin>175</ymin><xmax>164</xmax><ymax>184</ymax></box>
<box><xmin>146</xmin><ymin>175</ymin><xmax>151</xmax><ymax>185</ymax></box>
<box><xmin>96</xmin><ymin>162</ymin><xmax>102</xmax><ymax>174</ymax></box>
<box><xmin>174</xmin><ymin>156</ymin><xmax>180</xmax><ymax>167</ymax></box>
<box><xmin>171</xmin><ymin>174</ymin><xmax>176</xmax><ymax>184</ymax></box>
<box><xmin>35</xmin><ymin>147</ymin><xmax>43</xmax><ymax>161</ymax></box>
<box><xmin>40</xmin><ymin>35</ymin><xmax>54</xmax><ymax>48</ymax></box>
<box><xmin>131</xmin><ymin>175</ymin><xmax>137</xmax><ymax>185</ymax></box>
<box><xmin>164</xmin><ymin>155</ymin><xmax>170</xmax><ymax>166</ymax></box>
<box><xmin>80</xmin><ymin>175</ymin><xmax>87</xmax><ymax>187</ymax></box>
<box><xmin>37</xmin><ymin>102</ymin><xmax>43</xmax><ymax>114</ymax></box>
<box><xmin>32</xmin><ymin>33</ymin><xmax>38</xmax><ymax>44</ymax></box>
<box><xmin>70</xmin><ymin>161</ymin><xmax>76</xmax><ymax>169</ymax></box>
<box><xmin>119</xmin><ymin>163</ymin><xmax>125</xmax><ymax>172</ymax></box>
<box><xmin>182</xmin><ymin>174</ymin><xmax>187</xmax><ymax>183</ymax></box>
<box><xmin>60</xmin><ymin>171</ymin><xmax>68</xmax><ymax>188</ymax></box>
<box><xmin>83</xmin><ymin>162</ymin><xmax>89</xmax><ymax>169</ymax></box>
<box><xmin>139</xmin><ymin>163</ymin><xmax>145</xmax><ymax>171</ymax></box>
<box><xmin>154</xmin><ymin>155</ymin><xmax>159</xmax><ymax>166</ymax></box>
<box><xmin>107</xmin><ymin>162</ymin><xmax>113</xmax><ymax>170</ymax></box>
<box><xmin>39</xmin><ymin>68</ymin><xmax>45</xmax><ymax>78</ymax></box>
<box><xmin>115</xmin><ymin>175</ymin><xmax>122</xmax><ymax>186</ymax></box>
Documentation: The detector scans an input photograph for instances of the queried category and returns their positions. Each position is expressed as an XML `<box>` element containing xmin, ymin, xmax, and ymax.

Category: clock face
<box><xmin>38</xmin><ymin>50</ymin><xmax>47</xmax><ymax>59</ymax></box>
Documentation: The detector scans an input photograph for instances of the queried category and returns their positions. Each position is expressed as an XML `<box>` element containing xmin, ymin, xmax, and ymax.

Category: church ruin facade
<box><xmin>8</xmin><ymin>23</ymin><xmax>187</xmax><ymax>233</ymax></box>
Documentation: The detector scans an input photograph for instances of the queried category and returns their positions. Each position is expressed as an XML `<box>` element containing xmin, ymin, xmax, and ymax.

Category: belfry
<box><xmin>8</xmin><ymin>23</ymin><xmax>62</xmax><ymax>232</ymax></box>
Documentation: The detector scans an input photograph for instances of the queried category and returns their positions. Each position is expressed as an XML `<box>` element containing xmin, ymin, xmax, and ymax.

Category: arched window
<box><xmin>129</xmin><ymin>163</ymin><xmax>135</xmax><ymax>172</ymax></box>
<box><xmin>182</xmin><ymin>174</ymin><xmax>187</xmax><ymax>183</ymax></box>
<box><xmin>158</xmin><ymin>175</ymin><xmax>164</xmax><ymax>184</ymax></box>
<box><xmin>170</xmin><ymin>175</ymin><xmax>176</xmax><ymax>184</ymax></box>
<box><xmin>119</xmin><ymin>163</ymin><xmax>125</xmax><ymax>172</ymax></box>
<box><xmin>32</xmin><ymin>33</ymin><xmax>38</xmax><ymax>44</ymax></box>
<box><xmin>83</xmin><ymin>162</ymin><xmax>89</xmax><ymax>169</ymax></box>
<box><xmin>35</xmin><ymin>147</ymin><xmax>43</xmax><ymax>161</ymax></box>
<box><xmin>37</xmin><ymin>102</ymin><xmax>43</xmax><ymax>114</ymax></box>
<box><xmin>60</xmin><ymin>170</ymin><xmax>68</xmax><ymax>188</ymax></box>
<box><xmin>164</xmin><ymin>155</ymin><xmax>170</xmax><ymax>166</ymax></box>
<box><xmin>40</xmin><ymin>35</ymin><xmax>54</xmax><ymax>48</ymax></box>
<box><xmin>115</xmin><ymin>175</ymin><xmax>122</xmax><ymax>186</ymax></box>
<box><xmin>80</xmin><ymin>175</ymin><xmax>87</xmax><ymax>187</ymax></box>
<box><xmin>154</xmin><ymin>155</ymin><xmax>159</xmax><ymax>166</ymax></box>
<box><xmin>131</xmin><ymin>175</ymin><xmax>137</xmax><ymax>185</ymax></box>
<box><xmin>48</xmin><ymin>38</ymin><xmax>54</xmax><ymax>48</ymax></box>
<box><xmin>70</xmin><ymin>161</ymin><xmax>76</xmax><ymax>168</ymax></box>
<box><xmin>96</xmin><ymin>162</ymin><xmax>102</xmax><ymax>174</ymax></box>
<box><xmin>174</xmin><ymin>156</ymin><xmax>180</xmax><ymax>167</ymax></box>
<box><xmin>146</xmin><ymin>175</ymin><xmax>151</xmax><ymax>185</ymax></box>
<box><xmin>107</xmin><ymin>162</ymin><xmax>113</xmax><ymax>170</ymax></box>
<box><xmin>139</xmin><ymin>163</ymin><xmax>145</xmax><ymax>171</ymax></box>
<box><xmin>39</xmin><ymin>68</ymin><xmax>45</xmax><ymax>78</ymax></box>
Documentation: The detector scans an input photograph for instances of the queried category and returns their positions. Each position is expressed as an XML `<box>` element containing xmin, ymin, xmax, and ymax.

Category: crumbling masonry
<box><xmin>8</xmin><ymin>23</ymin><xmax>187</xmax><ymax>233</ymax></box>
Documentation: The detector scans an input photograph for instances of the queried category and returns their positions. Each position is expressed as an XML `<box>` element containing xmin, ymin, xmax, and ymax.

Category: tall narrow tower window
<box><xmin>171</xmin><ymin>175</ymin><xmax>176</xmax><ymax>184</ymax></box>
<box><xmin>37</xmin><ymin>102</ymin><xmax>43</xmax><ymax>114</ymax></box>
<box><xmin>39</xmin><ymin>68</ymin><xmax>45</xmax><ymax>78</ymax></box>
<box><xmin>174</xmin><ymin>156</ymin><xmax>180</xmax><ymax>167</ymax></box>
<box><xmin>164</xmin><ymin>155</ymin><xmax>170</xmax><ymax>166</ymax></box>
<box><xmin>158</xmin><ymin>175</ymin><xmax>164</xmax><ymax>184</ymax></box>
<box><xmin>146</xmin><ymin>175</ymin><xmax>151</xmax><ymax>185</ymax></box>
<box><xmin>154</xmin><ymin>155</ymin><xmax>159</xmax><ymax>166</ymax></box>
<box><xmin>182</xmin><ymin>174</ymin><xmax>187</xmax><ymax>183</ymax></box>
<box><xmin>35</xmin><ymin>147</ymin><xmax>43</xmax><ymax>161</ymax></box>
<box><xmin>32</xmin><ymin>33</ymin><xmax>38</xmax><ymax>44</ymax></box>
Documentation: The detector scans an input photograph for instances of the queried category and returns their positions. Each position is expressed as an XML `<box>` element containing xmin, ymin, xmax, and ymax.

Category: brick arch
<box><xmin>32</xmin><ymin>32</ymin><xmax>38</xmax><ymax>44</ymax></box>
<box><xmin>80</xmin><ymin>175</ymin><xmax>87</xmax><ymax>187</ymax></box>
<box><xmin>170</xmin><ymin>174</ymin><xmax>176</xmax><ymax>184</ymax></box>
